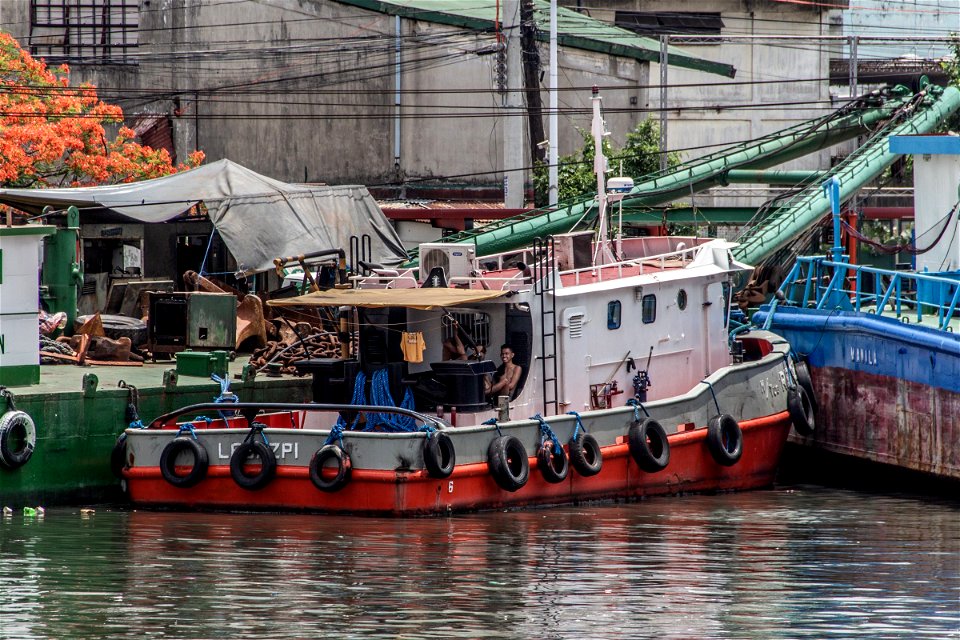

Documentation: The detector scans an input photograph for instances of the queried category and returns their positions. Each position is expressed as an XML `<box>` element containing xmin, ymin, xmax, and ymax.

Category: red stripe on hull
<box><xmin>802</xmin><ymin>367</ymin><xmax>960</xmax><ymax>480</ymax></box>
<box><xmin>126</xmin><ymin>412</ymin><xmax>792</xmax><ymax>515</ymax></box>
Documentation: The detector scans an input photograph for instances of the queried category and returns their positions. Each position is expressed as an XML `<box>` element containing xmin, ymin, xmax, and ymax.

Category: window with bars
<box><xmin>30</xmin><ymin>0</ymin><xmax>139</xmax><ymax>65</ymax></box>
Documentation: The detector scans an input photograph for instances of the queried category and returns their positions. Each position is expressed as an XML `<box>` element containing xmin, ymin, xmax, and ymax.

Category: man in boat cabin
<box><xmin>487</xmin><ymin>344</ymin><xmax>522</xmax><ymax>400</ymax></box>
<box><xmin>442</xmin><ymin>319</ymin><xmax>486</xmax><ymax>361</ymax></box>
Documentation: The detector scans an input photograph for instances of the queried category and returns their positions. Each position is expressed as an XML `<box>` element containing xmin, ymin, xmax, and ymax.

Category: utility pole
<box><xmin>548</xmin><ymin>0</ymin><xmax>558</xmax><ymax>207</ymax></box>
<box><xmin>659</xmin><ymin>35</ymin><xmax>669</xmax><ymax>173</ymax></box>
<box><xmin>503</xmin><ymin>0</ymin><xmax>525</xmax><ymax>209</ymax></box>
<box><xmin>521</xmin><ymin>0</ymin><xmax>545</xmax><ymax>165</ymax></box>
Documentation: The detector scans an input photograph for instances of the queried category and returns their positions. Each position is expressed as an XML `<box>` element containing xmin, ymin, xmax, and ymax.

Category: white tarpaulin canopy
<box><xmin>0</xmin><ymin>159</ymin><xmax>408</xmax><ymax>273</ymax></box>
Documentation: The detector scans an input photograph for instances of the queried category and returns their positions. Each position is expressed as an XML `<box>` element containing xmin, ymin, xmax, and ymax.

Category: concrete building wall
<box><xmin>0</xmin><ymin>0</ymin><xmax>649</xmax><ymax>194</ymax></box>
<box><xmin>562</xmin><ymin>1</ymin><xmax>842</xmax><ymax>207</ymax></box>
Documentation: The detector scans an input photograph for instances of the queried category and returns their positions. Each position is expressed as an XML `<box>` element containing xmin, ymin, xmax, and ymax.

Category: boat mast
<box><xmin>591</xmin><ymin>87</ymin><xmax>616</xmax><ymax>266</ymax></box>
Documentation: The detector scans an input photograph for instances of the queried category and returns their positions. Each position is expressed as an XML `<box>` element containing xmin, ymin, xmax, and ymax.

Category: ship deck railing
<box><xmin>779</xmin><ymin>256</ymin><xmax>960</xmax><ymax>331</ymax></box>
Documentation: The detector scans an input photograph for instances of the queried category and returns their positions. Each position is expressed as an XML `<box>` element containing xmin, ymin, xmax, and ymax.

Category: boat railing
<box><xmin>779</xmin><ymin>256</ymin><xmax>960</xmax><ymax>330</ymax></box>
<box><xmin>557</xmin><ymin>244</ymin><xmax>699</xmax><ymax>286</ymax></box>
<box><xmin>143</xmin><ymin>402</ymin><xmax>448</xmax><ymax>432</ymax></box>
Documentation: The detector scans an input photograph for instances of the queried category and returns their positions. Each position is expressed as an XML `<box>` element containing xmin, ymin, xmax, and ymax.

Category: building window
<box><xmin>642</xmin><ymin>294</ymin><xmax>657</xmax><ymax>324</ymax></box>
<box><xmin>607</xmin><ymin>300</ymin><xmax>621</xmax><ymax>330</ymax></box>
<box><xmin>615</xmin><ymin>12</ymin><xmax>724</xmax><ymax>43</ymax></box>
<box><xmin>30</xmin><ymin>0</ymin><xmax>139</xmax><ymax>65</ymax></box>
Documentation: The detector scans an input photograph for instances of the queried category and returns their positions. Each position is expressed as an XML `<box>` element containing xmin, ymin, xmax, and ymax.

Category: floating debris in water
<box><xmin>23</xmin><ymin>506</ymin><xmax>45</xmax><ymax>518</ymax></box>
<box><xmin>80</xmin><ymin>508</ymin><xmax>95</xmax><ymax>518</ymax></box>
<box><xmin>2</xmin><ymin>506</ymin><xmax>12</xmax><ymax>517</ymax></box>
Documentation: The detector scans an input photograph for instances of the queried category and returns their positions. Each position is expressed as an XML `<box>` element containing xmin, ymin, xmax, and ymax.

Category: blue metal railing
<box><xmin>776</xmin><ymin>257</ymin><xmax>960</xmax><ymax>331</ymax></box>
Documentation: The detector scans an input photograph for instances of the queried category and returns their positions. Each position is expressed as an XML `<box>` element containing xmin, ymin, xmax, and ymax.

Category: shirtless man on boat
<box><xmin>487</xmin><ymin>344</ymin><xmax>522</xmax><ymax>400</ymax></box>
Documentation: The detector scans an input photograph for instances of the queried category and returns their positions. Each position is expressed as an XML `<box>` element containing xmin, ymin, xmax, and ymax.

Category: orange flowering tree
<box><xmin>0</xmin><ymin>32</ymin><xmax>203</xmax><ymax>187</ymax></box>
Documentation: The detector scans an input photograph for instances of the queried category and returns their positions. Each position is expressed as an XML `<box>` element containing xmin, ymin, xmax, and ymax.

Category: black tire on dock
<box><xmin>159</xmin><ymin>437</ymin><xmax>209</xmax><ymax>488</ymax></box>
<box><xmin>230</xmin><ymin>441</ymin><xmax>277</xmax><ymax>490</ymax></box>
<box><xmin>487</xmin><ymin>435</ymin><xmax>529</xmax><ymax>492</ymax></box>
<box><xmin>628</xmin><ymin>418</ymin><xmax>671</xmax><ymax>473</ymax></box>
<box><xmin>0</xmin><ymin>410</ymin><xmax>37</xmax><ymax>469</ymax></box>
<box><xmin>706</xmin><ymin>414</ymin><xmax>743</xmax><ymax>467</ymax></box>
<box><xmin>110</xmin><ymin>433</ymin><xmax>128</xmax><ymax>478</ymax></box>
<box><xmin>74</xmin><ymin>314</ymin><xmax>148</xmax><ymax>346</ymax></box>
<box><xmin>568</xmin><ymin>432</ymin><xmax>603</xmax><ymax>477</ymax></box>
<box><xmin>423</xmin><ymin>431</ymin><xmax>456</xmax><ymax>479</ymax></box>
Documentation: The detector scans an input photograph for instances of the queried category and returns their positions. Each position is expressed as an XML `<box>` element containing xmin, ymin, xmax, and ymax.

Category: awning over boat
<box><xmin>267</xmin><ymin>287</ymin><xmax>509</xmax><ymax>309</ymax></box>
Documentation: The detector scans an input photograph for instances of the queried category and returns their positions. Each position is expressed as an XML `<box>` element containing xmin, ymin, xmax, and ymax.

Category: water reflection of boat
<box><xmin>121</xmin><ymin>91</ymin><xmax>807</xmax><ymax>514</ymax></box>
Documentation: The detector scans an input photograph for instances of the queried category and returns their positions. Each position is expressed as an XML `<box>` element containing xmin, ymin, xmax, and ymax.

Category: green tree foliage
<box><xmin>532</xmin><ymin>118</ymin><xmax>679</xmax><ymax>207</ymax></box>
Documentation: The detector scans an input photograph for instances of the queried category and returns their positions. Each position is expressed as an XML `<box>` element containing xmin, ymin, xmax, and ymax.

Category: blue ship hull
<box><xmin>753</xmin><ymin>305</ymin><xmax>960</xmax><ymax>481</ymax></box>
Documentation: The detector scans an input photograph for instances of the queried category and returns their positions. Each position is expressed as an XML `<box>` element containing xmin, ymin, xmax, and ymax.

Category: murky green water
<box><xmin>0</xmin><ymin>487</ymin><xmax>956</xmax><ymax>639</ymax></box>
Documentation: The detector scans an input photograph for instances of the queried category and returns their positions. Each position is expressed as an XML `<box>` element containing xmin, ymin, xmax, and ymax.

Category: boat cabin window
<box><xmin>677</xmin><ymin>289</ymin><xmax>687</xmax><ymax>311</ymax></box>
<box><xmin>443</xmin><ymin>311</ymin><xmax>490</xmax><ymax>352</ymax></box>
<box><xmin>607</xmin><ymin>300</ymin><xmax>622</xmax><ymax>330</ymax></box>
<box><xmin>642</xmin><ymin>294</ymin><xmax>657</xmax><ymax>324</ymax></box>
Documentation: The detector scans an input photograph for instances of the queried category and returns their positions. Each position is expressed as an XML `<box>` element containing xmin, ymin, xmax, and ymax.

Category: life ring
<box><xmin>0</xmin><ymin>410</ymin><xmax>36</xmax><ymax>469</ymax></box>
<box><xmin>568</xmin><ymin>432</ymin><xmax>603</xmax><ymax>477</ymax></box>
<box><xmin>487</xmin><ymin>435</ymin><xmax>529</xmax><ymax>492</ymax></box>
<box><xmin>787</xmin><ymin>386</ymin><xmax>816</xmax><ymax>436</ymax></box>
<box><xmin>706</xmin><ymin>414</ymin><xmax>743</xmax><ymax>467</ymax></box>
<box><xmin>423</xmin><ymin>431</ymin><xmax>456</xmax><ymax>479</ymax></box>
<box><xmin>628</xmin><ymin>418</ymin><xmax>670</xmax><ymax>473</ymax></box>
<box><xmin>309</xmin><ymin>444</ymin><xmax>351</xmax><ymax>492</ymax></box>
<box><xmin>230</xmin><ymin>441</ymin><xmax>277</xmax><ymax>490</ymax></box>
<box><xmin>536</xmin><ymin>441</ymin><xmax>569</xmax><ymax>484</ymax></box>
<box><xmin>794</xmin><ymin>360</ymin><xmax>818</xmax><ymax>413</ymax></box>
<box><xmin>110</xmin><ymin>433</ymin><xmax>128</xmax><ymax>478</ymax></box>
<box><xmin>159</xmin><ymin>437</ymin><xmax>209</xmax><ymax>488</ymax></box>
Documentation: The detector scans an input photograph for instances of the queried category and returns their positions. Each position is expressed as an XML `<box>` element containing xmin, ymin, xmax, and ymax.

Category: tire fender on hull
<box><xmin>787</xmin><ymin>386</ymin><xmax>816</xmax><ymax>436</ymax></box>
<box><xmin>230</xmin><ymin>440</ymin><xmax>278</xmax><ymax>490</ymax></box>
<box><xmin>628</xmin><ymin>418</ymin><xmax>670</xmax><ymax>473</ymax></box>
<box><xmin>423</xmin><ymin>432</ymin><xmax>456</xmax><ymax>479</ymax></box>
<box><xmin>568</xmin><ymin>432</ymin><xmax>603</xmax><ymax>477</ymax></box>
<box><xmin>706</xmin><ymin>414</ymin><xmax>743</xmax><ymax>467</ymax></box>
<box><xmin>159</xmin><ymin>437</ymin><xmax>209</xmax><ymax>488</ymax></box>
<box><xmin>0</xmin><ymin>410</ymin><xmax>36</xmax><ymax>470</ymax></box>
<box><xmin>536</xmin><ymin>441</ymin><xmax>569</xmax><ymax>484</ymax></box>
<box><xmin>310</xmin><ymin>444</ymin><xmax>352</xmax><ymax>492</ymax></box>
<box><xmin>487</xmin><ymin>435</ymin><xmax>529</xmax><ymax>492</ymax></box>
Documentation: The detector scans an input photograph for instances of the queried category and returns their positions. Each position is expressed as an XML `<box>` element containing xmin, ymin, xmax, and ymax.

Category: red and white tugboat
<box><xmin>121</xmin><ymin>93</ymin><xmax>809</xmax><ymax>514</ymax></box>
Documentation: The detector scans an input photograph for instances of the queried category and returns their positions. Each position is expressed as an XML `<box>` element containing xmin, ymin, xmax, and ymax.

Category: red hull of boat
<box><xmin>125</xmin><ymin>412</ymin><xmax>792</xmax><ymax>515</ymax></box>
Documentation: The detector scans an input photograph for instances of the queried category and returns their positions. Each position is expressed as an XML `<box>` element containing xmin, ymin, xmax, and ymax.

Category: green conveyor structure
<box><xmin>403</xmin><ymin>85</ymin><xmax>960</xmax><ymax>268</ymax></box>
<box><xmin>732</xmin><ymin>84</ymin><xmax>960</xmax><ymax>266</ymax></box>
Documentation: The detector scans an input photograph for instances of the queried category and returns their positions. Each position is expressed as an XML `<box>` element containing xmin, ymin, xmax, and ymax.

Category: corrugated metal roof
<box><xmin>332</xmin><ymin>0</ymin><xmax>736</xmax><ymax>78</ymax></box>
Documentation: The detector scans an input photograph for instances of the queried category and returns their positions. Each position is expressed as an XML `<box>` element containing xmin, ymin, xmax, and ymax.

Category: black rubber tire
<box><xmin>706</xmin><ymin>414</ymin><xmax>743</xmax><ymax>467</ymax></box>
<box><xmin>487</xmin><ymin>435</ymin><xmax>529</xmax><ymax>492</ymax></box>
<box><xmin>110</xmin><ymin>432</ymin><xmax>128</xmax><ymax>478</ymax></box>
<box><xmin>568</xmin><ymin>432</ymin><xmax>603</xmax><ymax>477</ymax></box>
<box><xmin>628</xmin><ymin>418</ymin><xmax>671</xmax><ymax>473</ymax></box>
<box><xmin>159</xmin><ymin>437</ymin><xmax>209</xmax><ymax>488</ymax></box>
<box><xmin>787</xmin><ymin>386</ymin><xmax>816</xmax><ymax>437</ymax></box>
<box><xmin>795</xmin><ymin>360</ymin><xmax>819</xmax><ymax>413</ymax></box>
<box><xmin>536</xmin><ymin>441</ymin><xmax>569</xmax><ymax>484</ymax></box>
<box><xmin>423</xmin><ymin>432</ymin><xmax>456</xmax><ymax>479</ymax></box>
<box><xmin>230</xmin><ymin>440</ymin><xmax>277</xmax><ymax>491</ymax></box>
<box><xmin>74</xmin><ymin>314</ymin><xmax>148</xmax><ymax>345</ymax></box>
<box><xmin>0</xmin><ymin>410</ymin><xmax>36</xmax><ymax>469</ymax></box>
<box><xmin>309</xmin><ymin>444</ymin><xmax>352</xmax><ymax>492</ymax></box>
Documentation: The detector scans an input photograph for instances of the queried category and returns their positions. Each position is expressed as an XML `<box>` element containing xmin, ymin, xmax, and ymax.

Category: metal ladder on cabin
<box><xmin>534</xmin><ymin>236</ymin><xmax>559</xmax><ymax>415</ymax></box>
